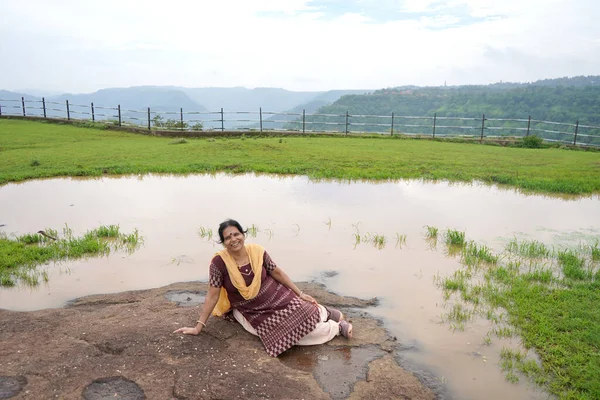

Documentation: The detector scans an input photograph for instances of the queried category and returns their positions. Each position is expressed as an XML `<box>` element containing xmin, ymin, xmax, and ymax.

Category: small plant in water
<box><xmin>425</xmin><ymin>225</ymin><xmax>438</xmax><ymax>239</ymax></box>
<box><xmin>264</xmin><ymin>228</ymin><xmax>273</xmax><ymax>240</ymax></box>
<box><xmin>372</xmin><ymin>234</ymin><xmax>386</xmax><ymax>249</ymax></box>
<box><xmin>461</xmin><ymin>241</ymin><xmax>498</xmax><ymax>266</ymax></box>
<box><xmin>483</xmin><ymin>333</ymin><xmax>492</xmax><ymax>346</ymax></box>
<box><xmin>590</xmin><ymin>241</ymin><xmax>600</xmax><ymax>261</ymax></box>
<box><xmin>353</xmin><ymin>232</ymin><xmax>361</xmax><ymax>249</ymax></box>
<box><xmin>395</xmin><ymin>233</ymin><xmax>407</xmax><ymax>249</ymax></box>
<box><xmin>506</xmin><ymin>238</ymin><xmax>551</xmax><ymax>258</ymax></box>
<box><xmin>18</xmin><ymin>233</ymin><xmax>43</xmax><ymax>245</ymax></box>
<box><xmin>93</xmin><ymin>225</ymin><xmax>121</xmax><ymax>238</ymax></box>
<box><xmin>197</xmin><ymin>227</ymin><xmax>213</xmax><ymax>240</ymax></box>
<box><xmin>247</xmin><ymin>224</ymin><xmax>259</xmax><ymax>238</ymax></box>
<box><xmin>445</xmin><ymin>229</ymin><xmax>466</xmax><ymax>246</ymax></box>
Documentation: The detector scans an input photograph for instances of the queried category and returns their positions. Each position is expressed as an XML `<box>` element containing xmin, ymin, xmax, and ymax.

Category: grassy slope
<box><xmin>0</xmin><ymin>120</ymin><xmax>599</xmax><ymax>194</ymax></box>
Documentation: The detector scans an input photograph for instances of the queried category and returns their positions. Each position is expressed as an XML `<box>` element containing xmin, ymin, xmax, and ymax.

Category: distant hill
<box><xmin>0</xmin><ymin>87</ymin><xmax>207</xmax><ymax>123</ymax></box>
<box><xmin>177</xmin><ymin>87</ymin><xmax>318</xmax><ymax>113</ymax></box>
<box><xmin>283</xmin><ymin>76</ymin><xmax>600</xmax><ymax>145</ymax></box>
<box><xmin>1</xmin><ymin>86</ymin><xmax>371</xmax><ymax>128</ymax></box>
<box><xmin>259</xmin><ymin>90</ymin><xmax>372</xmax><ymax>130</ymax></box>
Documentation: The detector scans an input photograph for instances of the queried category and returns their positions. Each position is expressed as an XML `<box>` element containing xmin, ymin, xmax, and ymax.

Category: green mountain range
<box><xmin>282</xmin><ymin>76</ymin><xmax>600</xmax><ymax>145</ymax></box>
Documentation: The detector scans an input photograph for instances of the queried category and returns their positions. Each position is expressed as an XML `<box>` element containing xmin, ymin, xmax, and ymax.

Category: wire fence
<box><xmin>1</xmin><ymin>96</ymin><xmax>599</xmax><ymax>146</ymax></box>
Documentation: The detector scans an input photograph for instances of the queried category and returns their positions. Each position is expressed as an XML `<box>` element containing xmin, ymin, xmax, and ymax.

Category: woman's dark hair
<box><xmin>217</xmin><ymin>219</ymin><xmax>247</xmax><ymax>244</ymax></box>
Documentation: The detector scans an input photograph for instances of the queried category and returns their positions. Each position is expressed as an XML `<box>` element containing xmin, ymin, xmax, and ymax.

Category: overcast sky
<box><xmin>1</xmin><ymin>0</ymin><xmax>598</xmax><ymax>93</ymax></box>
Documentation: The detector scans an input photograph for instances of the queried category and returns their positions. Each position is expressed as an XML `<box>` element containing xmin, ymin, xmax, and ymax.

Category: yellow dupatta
<box><xmin>212</xmin><ymin>243</ymin><xmax>265</xmax><ymax>317</ymax></box>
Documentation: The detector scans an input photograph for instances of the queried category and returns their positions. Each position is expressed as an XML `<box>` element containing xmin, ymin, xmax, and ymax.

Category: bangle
<box><xmin>299</xmin><ymin>291</ymin><xmax>304</xmax><ymax>297</ymax></box>
<box><xmin>196</xmin><ymin>320</ymin><xmax>206</xmax><ymax>327</ymax></box>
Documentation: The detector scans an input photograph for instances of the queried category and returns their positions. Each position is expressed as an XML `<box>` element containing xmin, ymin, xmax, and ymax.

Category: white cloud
<box><xmin>0</xmin><ymin>0</ymin><xmax>598</xmax><ymax>92</ymax></box>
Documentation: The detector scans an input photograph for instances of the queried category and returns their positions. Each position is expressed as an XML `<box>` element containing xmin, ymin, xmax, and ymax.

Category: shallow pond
<box><xmin>1</xmin><ymin>174</ymin><xmax>598</xmax><ymax>399</ymax></box>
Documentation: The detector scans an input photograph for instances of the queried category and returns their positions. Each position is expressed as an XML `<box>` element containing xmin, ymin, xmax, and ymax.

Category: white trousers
<box><xmin>233</xmin><ymin>304</ymin><xmax>340</xmax><ymax>346</ymax></box>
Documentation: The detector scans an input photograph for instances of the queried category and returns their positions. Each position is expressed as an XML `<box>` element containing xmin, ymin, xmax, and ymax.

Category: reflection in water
<box><xmin>0</xmin><ymin>174</ymin><xmax>598</xmax><ymax>400</ymax></box>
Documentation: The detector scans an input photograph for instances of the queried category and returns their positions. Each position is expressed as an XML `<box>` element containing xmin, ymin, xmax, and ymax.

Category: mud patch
<box><xmin>165</xmin><ymin>290</ymin><xmax>205</xmax><ymax>307</ymax></box>
<box><xmin>0</xmin><ymin>376</ymin><xmax>27</xmax><ymax>399</ymax></box>
<box><xmin>280</xmin><ymin>345</ymin><xmax>385</xmax><ymax>399</ymax></box>
<box><xmin>82</xmin><ymin>376</ymin><xmax>145</xmax><ymax>400</ymax></box>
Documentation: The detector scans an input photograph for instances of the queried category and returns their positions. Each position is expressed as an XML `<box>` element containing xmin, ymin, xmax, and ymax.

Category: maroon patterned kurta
<box><xmin>209</xmin><ymin>251</ymin><xmax>319</xmax><ymax>357</ymax></box>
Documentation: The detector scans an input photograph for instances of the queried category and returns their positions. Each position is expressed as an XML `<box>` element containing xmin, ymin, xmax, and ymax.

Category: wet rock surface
<box><xmin>0</xmin><ymin>376</ymin><xmax>27</xmax><ymax>399</ymax></box>
<box><xmin>82</xmin><ymin>376</ymin><xmax>145</xmax><ymax>400</ymax></box>
<box><xmin>0</xmin><ymin>282</ymin><xmax>439</xmax><ymax>399</ymax></box>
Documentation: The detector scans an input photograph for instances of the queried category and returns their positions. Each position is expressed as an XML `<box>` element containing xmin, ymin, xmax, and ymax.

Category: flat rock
<box><xmin>0</xmin><ymin>282</ymin><xmax>438</xmax><ymax>399</ymax></box>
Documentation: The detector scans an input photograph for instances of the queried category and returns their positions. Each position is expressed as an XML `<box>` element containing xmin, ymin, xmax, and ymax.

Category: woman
<box><xmin>174</xmin><ymin>219</ymin><xmax>352</xmax><ymax>357</ymax></box>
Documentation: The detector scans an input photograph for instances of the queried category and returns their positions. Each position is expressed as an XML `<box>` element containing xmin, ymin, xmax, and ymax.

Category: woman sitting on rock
<box><xmin>174</xmin><ymin>219</ymin><xmax>352</xmax><ymax>357</ymax></box>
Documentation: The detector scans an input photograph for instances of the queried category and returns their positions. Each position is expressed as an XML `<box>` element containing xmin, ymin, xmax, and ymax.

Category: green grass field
<box><xmin>1</xmin><ymin>119</ymin><xmax>599</xmax><ymax>194</ymax></box>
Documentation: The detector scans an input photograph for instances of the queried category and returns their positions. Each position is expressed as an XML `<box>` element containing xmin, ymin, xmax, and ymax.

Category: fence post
<box><xmin>259</xmin><ymin>107</ymin><xmax>263</xmax><ymax>132</ymax></box>
<box><xmin>66</xmin><ymin>100</ymin><xmax>70</xmax><ymax>121</ymax></box>
<box><xmin>433</xmin><ymin>113</ymin><xmax>437</xmax><ymax>138</ymax></box>
<box><xmin>345</xmin><ymin>111</ymin><xmax>349</xmax><ymax>135</ymax></box>
<box><xmin>390</xmin><ymin>112</ymin><xmax>394</xmax><ymax>136</ymax></box>
<box><xmin>21</xmin><ymin>97</ymin><xmax>26</xmax><ymax>117</ymax></box>
<box><xmin>42</xmin><ymin>97</ymin><xmax>46</xmax><ymax>118</ymax></box>
<box><xmin>91</xmin><ymin>102</ymin><xmax>95</xmax><ymax>122</ymax></box>
<box><xmin>573</xmin><ymin>120</ymin><xmax>579</xmax><ymax>146</ymax></box>
<box><xmin>147</xmin><ymin>107</ymin><xmax>151</xmax><ymax>130</ymax></box>
<box><xmin>117</xmin><ymin>105</ymin><xmax>122</xmax><ymax>127</ymax></box>
<box><xmin>302</xmin><ymin>109</ymin><xmax>305</xmax><ymax>133</ymax></box>
<box><xmin>180</xmin><ymin>108</ymin><xmax>184</xmax><ymax>130</ymax></box>
<box><xmin>526</xmin><ymin>115</ymin><xmax>531</xmax><ymax>136</ymax></box>
<box><xmin>220</xmin><ymin>108</ymin><xmax>224</xmax><ymax>132</ymax></box>
<box><xmin>480</xmin><ymin>114</ymin><xmax>485</xmax><ymax>141</ymax></box>
<box><xmin>0</xmin><ymin>102</ymin><xmax>2</xmax><ymax>116</ymax></box>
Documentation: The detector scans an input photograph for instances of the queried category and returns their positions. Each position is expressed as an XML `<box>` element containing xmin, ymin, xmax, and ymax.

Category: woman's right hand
<box><xmin>173</xmin><ymin>326</ymin><xmax>201</xmax><ymax>335</ymax></box>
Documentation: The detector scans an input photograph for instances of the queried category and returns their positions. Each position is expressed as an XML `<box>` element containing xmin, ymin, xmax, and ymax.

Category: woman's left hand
<box><xmin>300</xmin><ymin>292</ymin><xmax>317</xmax><ymax>305</ymax></box>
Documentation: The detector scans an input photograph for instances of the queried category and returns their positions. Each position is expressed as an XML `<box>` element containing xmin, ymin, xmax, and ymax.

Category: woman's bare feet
<box><xmin>325</xmin><ymin>306</ymin><xmax>344</xmax><ymax>322</ymax></box>
<box><xmin>339</xmin><ymin>320</ymin><xmax>353</xmax><ymax>339</ymax></box>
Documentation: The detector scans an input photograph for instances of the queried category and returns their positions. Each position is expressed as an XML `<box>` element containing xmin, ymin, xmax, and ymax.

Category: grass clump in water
<box><xmin>0</xmin><ymin>225</ymin><xmax>143</xmax><ymax>287</ymax></box>
<box><xmin>557</xmin><ymin>249</ymin><xmax>590</xmax><ymax>280</ymax></box>
<box><xmin>461</xmin><ymin>241</ymin><xmax>498</xmax><ymax>266</ymax></box>
<box><xmin>395</xmin><ymin>233</ymin><xmax>407</xmax><ymax>249</ymax></box>
<box><xmin>425</xmin><ymin>225</ymin><xmax>438</xmax><ymax>238</ymax></box>
<box><xmin>506</xmin><ymin>238</ymin><xmax>552</xmax><ymax>258</ymax></box>
<box><xmin>247</xmin><ymin>224</ymin><xmax>259</xmax><ymax>238</ymax></box>
<box><xmin>500</xmin><ymin>347</ymin><xmax>546</xmax><ymax>385</ymax></box>
<box><xmin>197</xmin><ymin>227</ymin><xmax>213</xmax><ymax>241</ymax></box>
<box><xmin>444</xmin><ymin>229</ymin><xmax>465</xmax><ymax>246</ymax></box>
<box><xmin>591</xmin><ymin>241</ymin><xmax>600</xmax><ymax>261</ymax></box>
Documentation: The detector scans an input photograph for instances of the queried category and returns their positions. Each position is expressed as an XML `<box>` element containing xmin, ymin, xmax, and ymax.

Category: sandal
<box><xmin>339</xmin><ymin>320</ymin><xmax>353</xmax><ymax>339</ymax></box>
<box><xmin>324</xmin><ymin>306</ymin><xmax>344</xmax><ymax>322</ymax></box>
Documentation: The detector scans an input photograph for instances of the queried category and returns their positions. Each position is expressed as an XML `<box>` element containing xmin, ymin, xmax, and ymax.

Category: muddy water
<box><xmin>1</xmin><ymin>174</ymin><xmax>598</xmax><ymax>399</ymax></box>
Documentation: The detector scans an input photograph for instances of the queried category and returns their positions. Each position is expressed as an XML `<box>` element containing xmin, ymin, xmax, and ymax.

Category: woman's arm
<box><xmin>173</xmin><ymin>285</ymin><xmax>221</xmax><ymax>335</ymax></box>
<box><xmin>270</xmin><ymin>267</ymin><xmax>317</xmax><ymax>305</ymax></box>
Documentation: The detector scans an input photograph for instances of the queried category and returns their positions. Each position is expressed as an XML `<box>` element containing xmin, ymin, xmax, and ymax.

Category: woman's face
<box><xmin>222</xmin><ymin>226</ymin><xmax>245</xmax><ymax>252</ymax></box>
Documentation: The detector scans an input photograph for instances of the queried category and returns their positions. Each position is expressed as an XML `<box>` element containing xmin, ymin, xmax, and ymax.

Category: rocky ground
<box><xmin>0</xmin><ymin>282</ymin><xmax>443</xmax><ymax>399</ymax></box>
